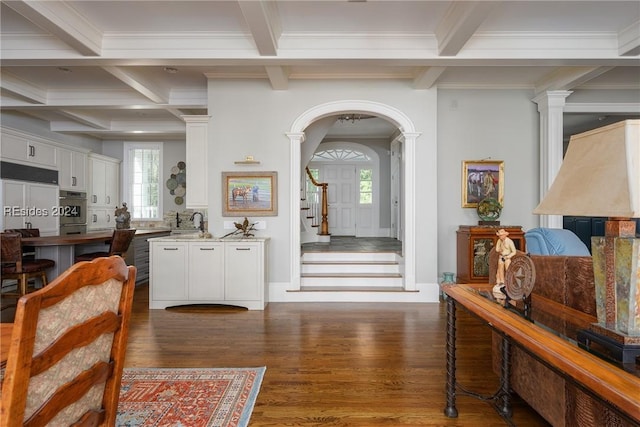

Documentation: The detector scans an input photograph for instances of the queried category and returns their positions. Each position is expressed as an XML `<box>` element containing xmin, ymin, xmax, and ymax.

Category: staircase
<box><xmin>300</xmin><ymin>251</ymin><xmax>403</xmax><ymax>291</ymax></box>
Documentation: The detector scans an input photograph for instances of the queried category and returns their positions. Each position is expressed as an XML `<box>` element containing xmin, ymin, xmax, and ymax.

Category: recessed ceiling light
<box><xmin>163</xmin><ymin>67</ymin><xmax>179</xmax><ymax>74</ymax></box>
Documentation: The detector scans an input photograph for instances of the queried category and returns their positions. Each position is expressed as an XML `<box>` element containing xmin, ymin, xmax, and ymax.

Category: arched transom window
<box><xmin>311</xmin><ymin>148</ymin><xmax>371</xmax><ymax>162</ymax></box>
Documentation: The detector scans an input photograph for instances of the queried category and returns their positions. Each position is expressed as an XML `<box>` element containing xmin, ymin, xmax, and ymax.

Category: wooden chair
<box><xmin>1</xmin><ymin>232</ymin><xmax>55</xmax><ymax>297</ymax></box>
<box><xmin>4</xmin><ymin>228</ymin><xmax>41</xmax><ymax>260</ymax></box>
<box><xmin>74</xmin><ymin>229</ymin><xmax>137</xmax><ymax>263</ymax></box>
<box><xmin>0</xmin><ymin>256</ymin><xmax>137</xmax><ymax>427</ymax></box>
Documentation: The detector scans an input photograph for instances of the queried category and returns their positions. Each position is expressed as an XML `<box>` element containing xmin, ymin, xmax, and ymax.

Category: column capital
<box><xmin>532</xmin><ymin>90</ymin><xmax>573</xmax><ymax>111</ymax></box>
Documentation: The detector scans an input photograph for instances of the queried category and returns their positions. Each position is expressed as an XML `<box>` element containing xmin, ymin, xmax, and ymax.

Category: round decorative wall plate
<box><xmin>166</xmin><ymin>161</ymin><xmax>186</xmax><ymax>204</ymax></box>
<box><xmin>504</xmin><ymin>254</ymin><xmax>536</xmax><ymax>300</ymax></box>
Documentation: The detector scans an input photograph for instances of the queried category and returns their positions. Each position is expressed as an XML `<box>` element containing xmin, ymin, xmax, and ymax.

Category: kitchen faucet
<box><xmin>190</xmin><ymin>211</ymin><xmax>205</xmax><ymax>232</ymax></box>
<box><xmin>176</xmin><ymin>212</ymin><xmax>182</xmax><ymax>228</ymax></box>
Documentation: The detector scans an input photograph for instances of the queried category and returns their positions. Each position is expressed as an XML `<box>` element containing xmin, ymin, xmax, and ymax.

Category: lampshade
<box><xmin>533</xmin><ymin>119</ymin><xmax>639</xmax><ymax>218</ymax></box>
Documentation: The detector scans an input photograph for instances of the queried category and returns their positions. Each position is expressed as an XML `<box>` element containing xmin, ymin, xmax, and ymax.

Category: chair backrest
<box><xmin>0</xmin><ymin>256</ymin><xmax>137</xmax><ymax>427</ymax></box>
<box><xmin>108</xmin><ymin>229</ymin><xmax>136</xmax><ymax>256</ymax></box>
<box><xmin>1</xmin><ymin>232</ymin><xmax>23</xmax><ymax>267</ymax></box>
<box><xmin>4</xmin><ymin>228</ymin><xmax>41</xmax><ymax>238</ymax></box>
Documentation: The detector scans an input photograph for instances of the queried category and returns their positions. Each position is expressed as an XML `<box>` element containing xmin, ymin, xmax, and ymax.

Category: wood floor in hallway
<box><xmin>126</xmin><ymin>284</ymin><xmax>550</xmax><ymax>426</ymax></box>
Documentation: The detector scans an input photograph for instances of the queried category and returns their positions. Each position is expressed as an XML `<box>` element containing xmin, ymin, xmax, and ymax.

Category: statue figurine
<box><xmin>115</xmin><ymin>203</ymin><xmax>131</xmax><ymax>229</ymax></box>
<box><xmin>492</xmin><ymin>228</ymin><xmax>516</xmax><ymax>298</ymax></box>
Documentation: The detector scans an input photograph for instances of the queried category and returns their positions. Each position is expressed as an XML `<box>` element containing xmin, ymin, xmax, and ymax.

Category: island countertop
<box><xmin>21</xmin><ymin>229</ymin><xmax>171</xmax><ymax>246</ymax></box>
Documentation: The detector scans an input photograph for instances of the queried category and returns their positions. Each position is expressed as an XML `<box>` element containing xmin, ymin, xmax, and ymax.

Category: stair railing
<box><xmin>305</xmin><ymin>167</ymin><xmax>330</xmax><ymax>236</ymax></box>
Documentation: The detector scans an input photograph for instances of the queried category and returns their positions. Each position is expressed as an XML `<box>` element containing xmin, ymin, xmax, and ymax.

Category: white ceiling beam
<box><xmin>101</xmin><ymin>66</ymin><xmax>169</xmax><ymax>104</ymax></box>
<box><xmin>435</xmin><ymin>1</ymin><xmax>500</xmax><ymax>56</ymax></box>
<box><xmin>265</xmin><ymin>66</ymin><xmax>289</xmax><ymax>90</ymax></box>
<box><xmin>0</xmin><ymin>71</ymin><xmax>46</xmax><ymax>103</ymax></box>
<box><xmin>3</xmin><ymin>0</ymin><xmax>102</xmax><ymax>56</ymax></box>
<box><xmin>56</xmin><ymin>110</ymin><xmax>110</xmax><ymax>129</ymax></box>
<box><xmin>50</xmin><ymin>119</ymin><xmax>185</xmax><ymax>134</ymax></box>
<box><xmin>413</xmin><ymin>67</ymin><xmax>446</xmax><ymax>89</ymax></box>
<box><xmin>237</xmin><ymin>0</ymin><xmax>281</xmax><ymax>56</ymax></box>
<box><xmin>534</xmin><ymin>66</ymin><xmax>615</xmax><ymax>95</ymax></box>
<box><xmin>619</xmin><ymin>20</ymin><xmax>640</xmax><ymax>56</ymax></box>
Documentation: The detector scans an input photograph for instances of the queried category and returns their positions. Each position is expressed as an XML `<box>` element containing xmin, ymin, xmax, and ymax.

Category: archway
<box><xmin>287</xmin><ymin>100</ymin><xmax>420</xmax><ymax>291</ymax></box>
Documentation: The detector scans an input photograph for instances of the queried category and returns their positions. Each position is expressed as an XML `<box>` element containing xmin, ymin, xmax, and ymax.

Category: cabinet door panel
<box><xmin>1</xmin><ymin>180</ymin><xmax>27</xmax><ymax>229</ymax></box>
<box><xmin>27</xmin><ymin>182</ymin><xmax>59</xmax><ymax>235</ymax></box>
<box><xmin>189</xmin><ymin>242</ymin><xmax>224</xmax><ymax>300</ymax></box>
<box><xmin>225</xmin><ymin>243</ymin><xmax>261</xmax><ymax>300</ymax></box>
<box><xmin>151</xmin><ymin>243</ymin><xmax>188</xmax><ymax>300</ymax></box>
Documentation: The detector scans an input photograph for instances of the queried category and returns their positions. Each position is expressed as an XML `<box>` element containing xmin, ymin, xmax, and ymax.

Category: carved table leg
<box><xmin>498</xmin><ymin>335</ymin><xmax>512</xmax><ymax>417</ymax></box>
<box><xmin>444</xmin><ymin>296</ymin><xmax>458</xmax><ymax>418</ymax></box>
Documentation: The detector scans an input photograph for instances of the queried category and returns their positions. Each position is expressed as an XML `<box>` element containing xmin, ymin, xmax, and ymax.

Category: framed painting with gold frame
<box><xmin>462</xmin><ymin>160</ymin><xmax>504</xmax><ymax>208</ymax></box>
<box><xmin>222</xmin><ymin>171</ymin><xmax>277</xmax><ymax>216</ymax></box>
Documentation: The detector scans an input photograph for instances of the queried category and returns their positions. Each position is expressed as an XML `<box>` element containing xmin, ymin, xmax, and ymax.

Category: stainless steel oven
<box><xmin>59</xmin><ymin>190</ymin><xmax>87</xmax><ymax>235</ymax></box>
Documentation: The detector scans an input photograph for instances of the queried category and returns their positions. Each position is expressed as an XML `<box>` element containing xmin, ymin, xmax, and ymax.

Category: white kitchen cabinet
<box><xmin>189</xmin><ymin>242</ymin><xmax>225</xmax><ymax>300</ymax></box>
<box><xmin>224</xmin><ymin>241</ymin><xmax>264</xmax><ymax>301</ymax></box>
<box><xmin>1</xmin><ymin>179</ymin><xmax>59</xmax><ymax>235</ymax></box>
<box><xmin>150</xmin><ymin>241</ymin><xmax>188</xmax><ymax>301</ymax></box>
<box><xmin>0</xmin><ymin>132</ymin><xmax>57</xmax><ymax>169</ymax></box>
<box><xmin>88</xmin><ymin>208</ymin><xmax>115</xmax><ymax>230</ymax></box>
<box><xmin>149</xmin><ymin>237</ymin><xmax>268</xmax><ymax>310</ymax></box>
<box><xmin>88</xmin><ymin>153</ymin><xmax>120</xmax><ymax>230</ymax></box>
<box><xmin>184</xmin><ymin>115</ymin><xmax>210</xmax><ymax>209</ymax></box>
<box><xmin>58</xmin><ymin>147</ymin><xmax>87</xmax><ymax>191</ymax></box>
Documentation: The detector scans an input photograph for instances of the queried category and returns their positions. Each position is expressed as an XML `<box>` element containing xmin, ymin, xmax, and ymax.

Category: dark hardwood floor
<box><xmin>126</xmin><ymin>284</ymin><xmax>550</xmax><ymax>426</ymax></box>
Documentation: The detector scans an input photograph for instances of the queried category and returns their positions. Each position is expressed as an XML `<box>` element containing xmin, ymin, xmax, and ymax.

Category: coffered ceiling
<box><xmin>1</xmin><ymin>0</ymin><xmax>639</xmax><ymax>142</ymax></box>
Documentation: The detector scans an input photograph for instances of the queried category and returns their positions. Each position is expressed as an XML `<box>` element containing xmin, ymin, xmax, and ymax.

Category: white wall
<box><xmin>207</xmin><ymin>79</ymin><xmax>438</xmax><ymax>287</ymax></box>
<box><xmin>436</xmin><ymin>89</ymin><xmax>540</xmax><ymax>280</ymax></box>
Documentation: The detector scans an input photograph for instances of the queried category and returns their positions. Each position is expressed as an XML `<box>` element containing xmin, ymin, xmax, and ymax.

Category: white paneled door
<box><xmin>324</xmin><ymin>164</ymin><xmax>356</xmax><ymax>236</ymax></box>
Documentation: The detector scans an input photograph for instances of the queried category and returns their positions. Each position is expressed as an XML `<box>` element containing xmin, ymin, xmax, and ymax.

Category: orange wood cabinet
<box><xmin>456</xmin><ymin>225</ymin><xmax>525</xmax><ymax>283</ymax></box>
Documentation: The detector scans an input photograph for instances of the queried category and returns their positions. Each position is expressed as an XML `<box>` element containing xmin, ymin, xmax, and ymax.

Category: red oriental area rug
<box><xmin>116</xmin><ymin>367</ymin><xmax>265</xmax><ymax>427</ymax></box>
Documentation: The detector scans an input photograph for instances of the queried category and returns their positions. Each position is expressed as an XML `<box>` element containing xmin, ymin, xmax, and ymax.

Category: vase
<box><xmin>440</xmin><ymin>272</ymin><xmax>456</xmax><ymax>301</ymax></box>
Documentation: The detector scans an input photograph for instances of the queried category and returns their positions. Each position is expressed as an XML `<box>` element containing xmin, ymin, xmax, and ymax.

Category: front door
<box><xmin>324</xmin><ymin>164</ymin><xmax>356</xmax><ymax>235</ymax></box>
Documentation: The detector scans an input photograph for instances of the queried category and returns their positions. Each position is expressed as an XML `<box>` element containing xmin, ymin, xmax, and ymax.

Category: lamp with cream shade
<box><xmin>533</xmin><ymin>119</ymin><xmax>639</xmax><ymax>363</ymax></box>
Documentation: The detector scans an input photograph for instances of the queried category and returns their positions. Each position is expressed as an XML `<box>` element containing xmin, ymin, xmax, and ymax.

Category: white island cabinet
<box><xmin>149</xmin><ymin>237</ymin><xmax>269</xmax><ymax>310</ymax></box>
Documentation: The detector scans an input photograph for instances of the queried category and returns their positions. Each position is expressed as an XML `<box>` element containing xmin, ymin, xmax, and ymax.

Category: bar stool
<box><xmin>1</xmin><ymin>232</ymin><xmax>55</xmax><ymax>297</ymax></box>
<box><xmin>75</xmin><ymin>229</ymin><xmax>136</xmax><ymax>263</ymax></box>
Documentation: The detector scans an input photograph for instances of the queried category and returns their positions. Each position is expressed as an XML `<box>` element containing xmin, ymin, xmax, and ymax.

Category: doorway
<box><xmin>288</xmin><ymin>100</ymin><xmax>419</xmax><ymax>292</ymax></box>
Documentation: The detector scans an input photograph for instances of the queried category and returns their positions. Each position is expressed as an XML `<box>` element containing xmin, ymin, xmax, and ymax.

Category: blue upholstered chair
<box><xmin>524</xmin><ymin>227</ymin><xmax>591</xmax><ymax>256</ymax></box>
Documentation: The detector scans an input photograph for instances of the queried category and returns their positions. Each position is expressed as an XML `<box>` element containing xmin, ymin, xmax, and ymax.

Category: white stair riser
<box><xmin>302</xmin><ymin>252</ymin><xmax>399</xmax><ymax>263</ymax></box>
<box><xmin>301</xmin><ymin>276</ymin><xmax>404</xmax><ymax>287</ymax></box>
<box><xmin>301</xmin><ymin>263</ymin><xmax>400</xmax><ymax>274</ymax></box>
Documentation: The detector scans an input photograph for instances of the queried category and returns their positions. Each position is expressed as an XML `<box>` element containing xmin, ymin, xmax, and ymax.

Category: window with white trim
<box><xmin>124</xmin><ymin>143</ymin><xmax>163</xmax><ymax>220</ymax></box>
<box><xmin>359</xmin><ymin>168</ymin><xmax>373</xmax><ymax>204</ymax></box>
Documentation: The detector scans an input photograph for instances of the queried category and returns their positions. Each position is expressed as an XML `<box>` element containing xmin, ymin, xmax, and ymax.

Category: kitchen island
<box><xmin>148</xmin><ymin>235</ymin><xmax>269</xmax><ymax>310</ymax></box>
<box><xmin>24</xmin><ymin>229</ymin><xmax>171</xmax><ymax>281</ymax></box>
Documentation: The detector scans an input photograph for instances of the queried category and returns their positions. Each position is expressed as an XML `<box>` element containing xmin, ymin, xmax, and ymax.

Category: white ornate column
<box><xmin>532</xmin><ymin>91</ymin><xmax>572</xmax><ymax>228</ymax></box>
<box><xmin>401</xmin><ymin>131</ymin><xmax>420</xmax><ymax>291</ymax></box>
<box><xmin>287</xmin><ymin>131</ymin><xmax>305</xmax><ymax>291</ymax></box>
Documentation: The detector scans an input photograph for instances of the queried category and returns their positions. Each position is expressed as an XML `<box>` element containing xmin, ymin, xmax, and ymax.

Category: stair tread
<box><xmin>301</xmin><ymin>272</ymin><xmax>402</xmax><ymax>278</ymax></box>
<box><xmin>302</xmin><ymin>261</ymin><xmax>398</xmax><ymax>265</ymax></box>
<box><xmin>297</xmin><ymin>286</ymin><xmax>409</xmax><ymax>292</ymax></box>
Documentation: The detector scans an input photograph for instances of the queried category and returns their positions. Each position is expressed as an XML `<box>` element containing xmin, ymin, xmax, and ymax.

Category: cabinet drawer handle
<box><xmin>107</xmin><ymin>196</ymin><xmax>111</xmax><ymax>204</ymax></box>
<box><xmin>72</xmin><ymin>176</ymin><xmax>77</xmax><ymax>186</ymax></box>
<box><xmin>28</xmin><ymin>145</ymin><xmax>35</xmax><ymax>157</ymax></box>
<box><xmin>92</xmin><ymin>214</ymin><xmax>97</xmax><ymax>222</ymax></box>
<box><xmin>199</xmin><ymin>248</ymin><xmax>216</xmax><ymax>251</ymax></box>
<box><xmin>235</xmin><ymin>248</ymin><xmax>251</xmax><ymax>251</ymax></box>
<box><xmin>163</xmin><ymin>247</ymin><xmax>179</xmax><ymax>251</ymax></box>
<box><xmin>92</xmin><ymin>195</ymin><xmax>97</xmax><ymax>203</ymax></box>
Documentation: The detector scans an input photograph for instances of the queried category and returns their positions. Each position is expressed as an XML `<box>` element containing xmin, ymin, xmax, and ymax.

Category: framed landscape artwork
<box><xmin>461</xmin><ymin>160</ymin><xmax>504</xmax><ymax>208</ymax></box>
<box><xmin>222</xmin><ymin>171</ymin><xmax>278</xmax><ymax>216</ymax></box>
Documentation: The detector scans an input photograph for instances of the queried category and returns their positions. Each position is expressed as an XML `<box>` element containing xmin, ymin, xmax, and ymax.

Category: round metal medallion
<box><xmin>504</xmin><ymin>254</ymin><xmax>536</xmax><ymax>300</ymax></box>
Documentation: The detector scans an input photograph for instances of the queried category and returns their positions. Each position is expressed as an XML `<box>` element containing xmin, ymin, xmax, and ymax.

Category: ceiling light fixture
<box><xmin>337</xmin><ymin>113</ymin><xmax>373</xmax><ymax>124</ymax></box>
<box><xmin>163</xmin><ymin>67</ymin><xmax>179</xmax><ymax>74</ymax></box>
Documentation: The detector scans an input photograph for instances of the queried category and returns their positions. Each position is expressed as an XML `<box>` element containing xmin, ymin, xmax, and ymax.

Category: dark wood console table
<box><xmin>442</xmin><ymin>283</ymin><xmax>640</xmax><ymax>425</ymax></box>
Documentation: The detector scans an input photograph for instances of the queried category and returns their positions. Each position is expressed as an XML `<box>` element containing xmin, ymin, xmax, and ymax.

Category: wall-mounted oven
<box><xmin>59</xmin><ymin>190</ymin><xmax>87</xmax><ymax>235</ymax></box>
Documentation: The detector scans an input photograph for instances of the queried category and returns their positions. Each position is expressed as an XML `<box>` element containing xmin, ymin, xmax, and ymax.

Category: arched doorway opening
<box><xmin>308</xmin><ymin>142</ymin><xmax>381</xmax><ymax>237</ymax></box>
<box><xmin>287</xmin><ymin>100</ymin><xmax>420</xmax><ymax>291</ymax></box>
